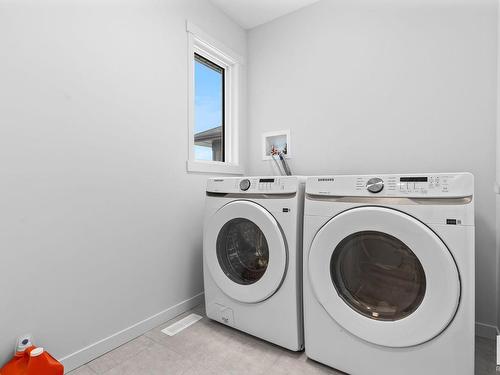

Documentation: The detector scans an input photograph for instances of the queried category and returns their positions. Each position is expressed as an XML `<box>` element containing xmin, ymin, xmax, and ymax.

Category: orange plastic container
<box><xmin>0</xmin><ymin>346</ymin><xmax>64</xmax><ymax>375</ymax></box>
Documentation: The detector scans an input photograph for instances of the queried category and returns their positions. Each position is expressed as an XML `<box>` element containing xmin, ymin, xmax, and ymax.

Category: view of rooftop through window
<box><xmin>194</xmin><ymin>54</ymin><xmax>224</xmax><ymax>162</ymax></box>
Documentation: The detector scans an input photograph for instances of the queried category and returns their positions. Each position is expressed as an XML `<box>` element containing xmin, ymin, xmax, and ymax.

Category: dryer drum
<box><xmin>330</xmin><ymin>230</ymin><xmax>426</xmax><ymax>321</ymax></box>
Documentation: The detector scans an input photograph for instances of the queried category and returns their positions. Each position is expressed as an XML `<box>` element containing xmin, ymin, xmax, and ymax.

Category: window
<box><xmin>186</xmin><ymin>22</ymin><xmax>244</xmax><ymax>174</ymax></box>
<box><xmin>194</xmin><ymin>53</ymin><xmax>224</xmax><ymax>162</ymax></box>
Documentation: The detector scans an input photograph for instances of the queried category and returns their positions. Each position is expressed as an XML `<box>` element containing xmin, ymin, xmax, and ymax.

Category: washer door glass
<box><xmin>217</xmin><ymin>218</ymin><xmax>269</xmax><ymax>285</ymax></box>
<box><xmin>331</xmin><ymin>231</ymin><xmax>426</xmax><ymax>321</ymax></box>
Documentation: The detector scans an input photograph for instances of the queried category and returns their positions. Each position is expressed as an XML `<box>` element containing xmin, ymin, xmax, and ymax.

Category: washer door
<box><xmin>205</xmin><ymin>200</ymin><xmax>287</xmax><ymax>303</ymax></box>
<box><xmin>308</xmin><ymin>206</ymin><xmax>460</xmax><ymax>348</ymax></box>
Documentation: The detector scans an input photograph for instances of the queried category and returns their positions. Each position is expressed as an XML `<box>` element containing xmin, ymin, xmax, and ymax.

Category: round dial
<box><xmin>239</xmin><ymin>179</ymin><xmax>251</xmax><ymax>191</ymax></box>
<box><xmin>366</xmin><ymin>177</ymin><xmax>384</xmax><ymax>193</ymax></box>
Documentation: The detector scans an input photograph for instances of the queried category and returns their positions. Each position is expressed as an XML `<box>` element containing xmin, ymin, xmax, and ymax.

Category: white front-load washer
<box><xmin>303</xmin><ymin>173</ymin><xmax>474</xmax><ymax>374</ymax></box>
<box><xmin>203</xmin><ymin>176</ymin><xmax>305</xmax><ymax>351</ymax></box>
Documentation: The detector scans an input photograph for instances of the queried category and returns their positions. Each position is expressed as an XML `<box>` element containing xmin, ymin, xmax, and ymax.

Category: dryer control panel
<box><xmin>207</xmin><ymin>176</ymin><xmax>303</xmax><ymax>194</ymax></box>
<box><xmin>397</xmin><ymin>176</ymin><xmax>448</xmax><ymax>194</ymax></box>
<box><xmin>307</xmin><ymin>173</ymin><xmax>473</xmax><ymax>198</ymax></box>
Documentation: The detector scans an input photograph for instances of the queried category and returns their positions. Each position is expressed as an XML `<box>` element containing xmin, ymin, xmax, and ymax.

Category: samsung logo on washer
<box><xmin>318</xmin><ymin>178</ymin><xmax>335</xmax><ymax>182</ymax></box>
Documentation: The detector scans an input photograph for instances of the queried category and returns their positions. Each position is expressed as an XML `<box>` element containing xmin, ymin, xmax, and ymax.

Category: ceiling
<box><xmin>209</xmin><ymin>0</ymin><xmax>321</xmax><ymax>29</ymax></box>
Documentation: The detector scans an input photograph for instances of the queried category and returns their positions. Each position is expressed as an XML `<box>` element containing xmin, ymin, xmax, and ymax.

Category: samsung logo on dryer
<box><xmin>317</xmin><ymin>178</ymin><xmax>335</xmax><ymax>182</ymax></box>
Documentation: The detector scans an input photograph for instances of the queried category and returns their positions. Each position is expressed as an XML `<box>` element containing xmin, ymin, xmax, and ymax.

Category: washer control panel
<box><xmin>207</xmin><ymin>176</ymin><xmax>301</xmax><ymax>194</ymax></box>
<box><xmin>307</xmin><ymin>173</ymin><xmax>473</xmax><ymax>198</ymax></box>
<box><xmin>254</xmin><ymin>178</ymin><xmax>280</xmax><ymax>191</ymax></box>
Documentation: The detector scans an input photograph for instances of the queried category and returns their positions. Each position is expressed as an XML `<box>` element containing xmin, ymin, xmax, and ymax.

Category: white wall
<box><xmin>0</xmin><ymin>0</ymin><xmax>246</xmax><ymax>369</ymax></box>
<box><xmin>247</xmin><ymin>0</ymin><xmax>498</xmax><ymax>332</ymax></box>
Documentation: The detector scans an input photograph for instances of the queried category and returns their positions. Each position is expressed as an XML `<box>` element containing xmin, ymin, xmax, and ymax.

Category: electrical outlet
<box><xmin>15</xmin><ymin>334</ymin><xmax>33</xmax><ymax>353</ymax></box>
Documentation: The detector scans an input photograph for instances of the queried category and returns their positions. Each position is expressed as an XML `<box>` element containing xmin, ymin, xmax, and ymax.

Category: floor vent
<box><xmin>161</xmin><ymin>313</ymin><xmax>203</xmax><ymax>336</ymax></box>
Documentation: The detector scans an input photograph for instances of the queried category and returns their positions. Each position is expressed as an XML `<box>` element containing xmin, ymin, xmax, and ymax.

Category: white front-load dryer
<box><xmin>203</xmin><ymin>176</ymin><xmax>305</xmax><ymax>351</ymax></box>
<box><xmin>303</xmin><ymin>173</ymin><xmax>474</xmax><ymax>374</ymax></box>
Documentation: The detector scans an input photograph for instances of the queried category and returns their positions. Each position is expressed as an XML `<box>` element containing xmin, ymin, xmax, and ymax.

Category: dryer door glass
<box><xmin>330</xmin><ymin>230</ymin><xmax>426</xmax><ymax>321</ymax></box>
<box><xmin>216</xmin><ymin>218</ymin><xmax>269</xmax><ymax>285</ymax></box>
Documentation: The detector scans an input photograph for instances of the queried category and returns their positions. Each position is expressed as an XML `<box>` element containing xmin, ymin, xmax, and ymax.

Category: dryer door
<box><xmin>308</xmin><ymin>206</ymin><xmax>460</xmax><ymax>348</ymax></box>
<box><xmin>205</xmin><ymin>200</ymin><xmax>287</xmax><ymax>303</ymax></box>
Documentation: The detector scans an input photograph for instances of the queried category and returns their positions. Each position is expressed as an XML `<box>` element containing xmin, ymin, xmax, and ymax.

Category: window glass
<box><xmin>216</xmin><ymin>218</ymin><xmax>269</xmax><ymax>285</ymax></box>
<box><xmin>330</xmin><ymin>231</ymin><xmax>426</xmax><ymax>321</ymax></box>
<box><xmin>194</xmin><ymin>53</ymin><xmax>224</xmax><ymax>162</ymax></box>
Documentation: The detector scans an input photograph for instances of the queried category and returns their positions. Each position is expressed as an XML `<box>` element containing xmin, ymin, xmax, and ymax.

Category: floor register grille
<box><xmin>161</xmin><ymin>313</ymin><xmax>203</xmax><ymax>336</ymax></box>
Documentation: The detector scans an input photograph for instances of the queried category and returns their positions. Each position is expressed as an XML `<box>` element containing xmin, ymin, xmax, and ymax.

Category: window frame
<box><xmin>186</xmin><ymin>21</ymin><xmax>244</xmax><ymax>175</ymax></box>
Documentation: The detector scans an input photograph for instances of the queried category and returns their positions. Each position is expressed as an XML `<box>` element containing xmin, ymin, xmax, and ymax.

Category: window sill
<box><xmin>186</xmin><ymin>160</ymin><xmax>244</xmax><ymax>175</ymax></box>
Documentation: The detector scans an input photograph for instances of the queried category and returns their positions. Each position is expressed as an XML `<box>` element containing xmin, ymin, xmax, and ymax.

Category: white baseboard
<box><xmin>476</xmin><ymin>321</ymin><xmax>499</xmax><ymax>339</ymax></box>
<box><xmin>59</xmin><ymin>292</ymin><xmax>204</xmax><ymax>373</ymax></box>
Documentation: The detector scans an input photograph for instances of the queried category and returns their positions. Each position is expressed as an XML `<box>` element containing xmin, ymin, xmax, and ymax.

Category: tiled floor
<box><xmin>69</xmin><ymin>304</ymin><xmax>497</xmax><ymax>375</ymax></box>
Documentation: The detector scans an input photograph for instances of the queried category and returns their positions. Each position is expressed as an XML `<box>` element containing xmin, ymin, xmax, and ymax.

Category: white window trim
<box><xmin>186</xmin><ymin>21</ymin><xmax>244</xmax><ymax>175</ymax></box>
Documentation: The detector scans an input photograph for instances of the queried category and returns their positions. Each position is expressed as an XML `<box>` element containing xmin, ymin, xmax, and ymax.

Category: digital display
<box><xmin>259</xmin><ymin>178</ymin><xmax>275</xmax><ymax>183</ymax></box>
<box><xmin>400</xmin><ymin>177</ymin><xmax>428</xmax><ymax>182</ymax></box>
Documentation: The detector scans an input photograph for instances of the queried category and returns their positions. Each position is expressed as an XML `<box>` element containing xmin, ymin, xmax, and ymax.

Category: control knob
<box><xmin>239</xmin><ymin>179</ymin><xmax>251</xmax><ymax>191</ymax></box>
<box><xmin>366</xmin><ymin>178</ymin><xmax>384</xmax><ymax>193</ymax></box>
